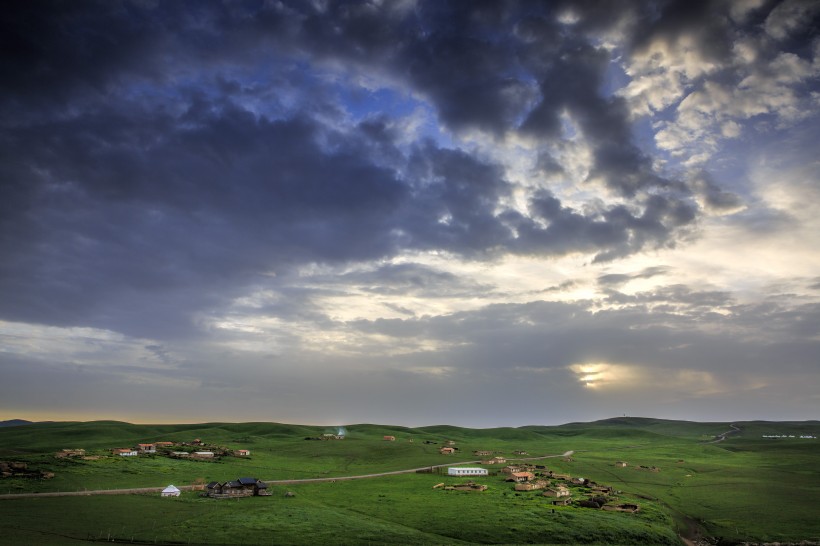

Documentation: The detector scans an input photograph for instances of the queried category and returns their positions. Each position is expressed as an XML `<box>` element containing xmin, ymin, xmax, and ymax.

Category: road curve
<box><xmin>707</xmin><ymin>423</ymin><xmax>741</xmax><ymax>444</ymax></box>
<box><xmin>0</xmin><ymin>451</ymin><xmax>574</xmax><ymax>500</ymax></box>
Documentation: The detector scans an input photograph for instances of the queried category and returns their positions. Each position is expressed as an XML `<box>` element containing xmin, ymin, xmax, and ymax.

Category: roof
<box><xmin>225</xmin><ymin>480</ymin><xmax>243</xmax><ymax>488</ymax></box>
<box><xmin>238</xmin><ymin>477</ymin><xmax>258</xmax><ymax>485</ymax></box>
<box><xmin>162</xmin><ymin>485</ymin><xmax>180</xmax><ymax>493</ymax></box>
<box><xmin>206</xmin><ymin>481</ymin><xmax>220</xmax><ymax>489</ymax></box>
<box><xmin>512</xmin><ymin>472</ymin><xmax>534</xmax><ymax>478</ymax></box>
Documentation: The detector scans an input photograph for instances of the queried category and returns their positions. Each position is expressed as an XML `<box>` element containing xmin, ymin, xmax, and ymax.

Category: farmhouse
<box><xmin>439</xmin><ymin>447</ymin><xmax>455</xmax><ymax>454</ymax></box>
<box><xmin>482</xmin><ymin>456</ymin><xmax>506</xmax><ymax>465</ymax></box>
<box><xmin>542</xmin><ymin>485</ymin><xmax>570</xmax><ymax>497</ymax></box>
<box><xmin>615</xmin><ymin>461</ymin><xmax>628</xmax><ymax>467</ymax></box>
<box><xmin>235</xmin><ymin>449</ymin><xmax>250</xmax><ymax>456</ymax></box>
<box><xmin>513</xmin><ymin>450</ymin><xmax>528</xmax><ymax>455</ymax></box>
<box><xmin>473</xmin><ymin>450</ymin><xmax>493</xmax><ymax>456</ymax></box>
<box><xmin>192</xmin><ymin>451</ymin><xmax>215</xmax><ymax>459</ymax></box>
<box><xmin>507</xmin><ymin>472</ymin><xmax>535</xmax><ymax>483</ymax></box>
<box><xmin>113</xmin><ymin>448</ymin><xmax>138</xmax><ymax>457</ymax></box>
<box><xmin>137</xmin><ymin>444</ymin><xmax>156</xmax><ymax>454</ymax></box>
<box><xmin>383</xmin><ymin>436</ymin><xmax>396</xmax><ymax>441</ymax></box>
<box><xmin>170</xmin><ymin>451</ymin><xmax>190</xmax><ymax>458</ymax></box>
<box><xmin>161</xmin><ymin>485</ymin><xmax>180</xmax><ymax>497</ymax></box>
<box><xmin>551</xmin><ymin>497</ymin><xmax>572</xmax><ymax>506</ymax></box>
<box><xmin>500</xmin><ymin>465</ymin><xmax>523</xmax><ymax>474</ymax></box>
<box><xmin>155</xmin><ymin>441</ymin><xmax>174</xmax><ymax>447</ymax></box>
<box><xmin>447</xmin><ymin>467</ymin><xmax>488</xmax><ymax>477</ymax></box>
<box><xmin>204</xmin><ymin>477</ymin><xmax>270</xmax><ymax>498</ymax></box>
<box><xmin>514</xmin><ymin>480</ymin><xmax>548</xmax><ymax>491</ymax></box>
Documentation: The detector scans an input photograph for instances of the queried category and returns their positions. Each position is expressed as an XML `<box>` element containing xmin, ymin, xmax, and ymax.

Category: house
<box><xmin>447</xmin><ymin>467</ymin><xmax>488</xmax><ymax>477</ymax></box>
<box><xmin>514</xmin><ymin>481</ymin><xmax>547</xmax><ymax>491</ymax></box>
<box><xmin>542</xmin><ymin>485</ymin><xmax>570</xmax><ymax>498</ymax></box>
<box><xmin>439</xmin><ymin>447</ymin><xmax>455</xmax><ymax>455</ymax></box>
<box><xmin>473</xmin><ymin>450</ymin><xmax>493</xmax><ymax>456</ymax></box>
<box><xmin>507</xmin><ymin>472</ymin><xmax>535</xmax><ymax>483</ymax></box>
<box><xmin>500</xmin><ymin>465</ymin><xmax>523</xmax><ymax>474</ymax></box>
<box><xmin>445</xmin><ymin>440</ymin><xmax>456</xmax><ymax>446</ymax></box>
<box><xmin>137</xmin><ymin>444</ymin><xmax>156</xmax><ymax>454</ymax></box>
<box><xmin>170</xmin><ymin>451</ymin><xmax>190</xmax><ymax>458</ymax></box>
<box><xmin>570</xmin><ymin>477</ymin><xmax>587</xmax><ymax>485</ymax></box>
<box><xmin>235</xmin><ymin>449</ymin><xmax>250</xmax><ymax>456</ymax></box>
<box><xmin>113</xmin><ymin>448</ymin><xmax>138</xmax><ymax>457</ymax></box>
<box><xmin>383</xmin><ymin>436</ymin><xmax>396</xmax><ymax>441</ymax></box>
<box><xmin>552</xmin><ymin>497</ymin><xmax>572</xmax><ymax>506</ymax></box>
<box><xmin>204</xmin><ymin>477</ymin><xmax>270</xmax><ymax>498</ymax></box>
<box><xmin>155</xmin><ymin>441</ymin><xmax>175</xmax><ymax>447</ymax></box>
<box><xmin>161</xmin><ymin>485</ymin><xmax>181</xmax><ymax>497</ymax></box>
<box><xmin>192</xmin><ymin>451</ymin><xmax>215</xmax><ymax>459</ymax></box>
<box><xmin>482</xmin><ymin>457</ymin><xmax>506</xmax><ymax>465</ymax></box>
<box><xmin>615</xmin><ymin>461</ymin><xmax>628</xmax><ymax>467</ymax></box>
<box><xmin>513</xmin><ymin>450</ymin><xmax>528</xmax><ymax>455</ymax></box>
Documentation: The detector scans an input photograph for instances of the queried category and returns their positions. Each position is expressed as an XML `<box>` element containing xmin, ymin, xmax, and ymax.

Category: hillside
<box><xmin>0</xmin><ymin>418</ymin><xmax>818</xmax><ymax>545</ymax></box>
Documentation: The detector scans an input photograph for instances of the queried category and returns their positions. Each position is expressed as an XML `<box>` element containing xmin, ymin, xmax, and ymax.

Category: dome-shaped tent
<box><xmin>161</xmin><ymin>485</ymin><xmax>181</xmax><ymax>497</ymax></box>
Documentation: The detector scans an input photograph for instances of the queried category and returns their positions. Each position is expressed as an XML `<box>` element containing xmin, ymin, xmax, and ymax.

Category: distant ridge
<box><xmin>0</xmin><ymin>419</ymin><xmax>35</xmax><ymax>427</ymax></box>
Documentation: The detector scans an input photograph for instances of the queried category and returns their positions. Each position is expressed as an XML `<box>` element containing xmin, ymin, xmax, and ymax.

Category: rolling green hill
<box><xmin>0</xmin><ymin>418</ymin><xmax>818</xmax><ymax>545</ymax></box>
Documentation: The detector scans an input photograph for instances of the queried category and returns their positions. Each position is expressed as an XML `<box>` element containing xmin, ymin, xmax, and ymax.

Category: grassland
<box><xmin>0</xmin><ymin>418</ymin><xmax>818</xmax><ymax>545</ymax></box>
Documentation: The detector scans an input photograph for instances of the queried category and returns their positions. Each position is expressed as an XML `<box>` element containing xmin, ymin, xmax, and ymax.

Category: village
<box><xmin>426</xmin><ymin>444</ymin><xmax>642</xmax><ymax>513</ymax></box>
<box><xmin>4</xmin><ymin>430</ymin><xmax>649</xmax><ymax>518</ymax></box>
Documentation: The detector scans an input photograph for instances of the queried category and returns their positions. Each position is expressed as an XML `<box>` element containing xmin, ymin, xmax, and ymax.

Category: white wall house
<box><xmin>447</xmin><ymin>467</ymin><xmax>488</xmax><ymax>477</ymax></box>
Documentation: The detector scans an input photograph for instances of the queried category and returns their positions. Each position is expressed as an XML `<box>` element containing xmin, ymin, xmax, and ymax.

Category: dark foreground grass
<box><xmin>1</xmin><ymin>418</ymin><xmax>818</xmax><ymax>544</ymax></box>
<box><xmin>0</xmin><ymin>474</ymin><xmax>679</xmax><ymax>546</ymax></box>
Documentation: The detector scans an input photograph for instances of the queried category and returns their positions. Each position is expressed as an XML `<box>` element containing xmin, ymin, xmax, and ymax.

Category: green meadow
<box><xmin>0</xmin><ymin>418</ymin><xmax>818</xmax><ymax>545</ymax></box>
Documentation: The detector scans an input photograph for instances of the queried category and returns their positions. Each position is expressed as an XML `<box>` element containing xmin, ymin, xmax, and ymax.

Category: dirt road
<box><xmin>707</xmin><ymin>423</ymin><xmax>741</xmax><ymax>444</ymax></box>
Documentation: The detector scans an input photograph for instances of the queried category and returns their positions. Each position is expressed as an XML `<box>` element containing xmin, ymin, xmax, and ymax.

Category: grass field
<box><xmin>1</xmin><ymin>418</ymin><xmax>818</xmax><ymax>545</ymax></box>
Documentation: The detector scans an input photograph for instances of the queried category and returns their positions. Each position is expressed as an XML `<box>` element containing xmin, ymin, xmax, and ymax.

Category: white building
<box><xmin>161</xmin><ymin>485</ymin><xmax>181</xmax><ymax>497</ymax></box>
<box><xmin>447</xmin><ymin>467</ymin><xmax>488</xmax><ymax>477</ymax></box>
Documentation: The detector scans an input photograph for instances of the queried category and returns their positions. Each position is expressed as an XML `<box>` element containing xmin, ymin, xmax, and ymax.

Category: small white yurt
<box><xmin>161</xmin><ymin>485</ymin><xmax>181</xmax><ymax>497</ymax></box>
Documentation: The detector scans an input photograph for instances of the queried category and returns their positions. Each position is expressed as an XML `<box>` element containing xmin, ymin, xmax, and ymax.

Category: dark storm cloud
<box><xmin>1</xmin><ymin>0</ymin><xmax>785</xmax><ymax>338</ymax></box>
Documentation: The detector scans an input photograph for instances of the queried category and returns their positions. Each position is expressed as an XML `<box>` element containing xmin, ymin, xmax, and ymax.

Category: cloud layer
<box><xmin>1</xmin><ymin>0</ymin><xmax>818</xmax><ymax>425</ymax></box>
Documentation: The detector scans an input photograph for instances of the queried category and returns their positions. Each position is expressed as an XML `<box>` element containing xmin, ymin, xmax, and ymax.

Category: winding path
<box><xmin>707</xmin><ymin>423</ymin><xmax>741</xmax><ymax>444</ymax></box>
<box><xmin>0</xmin><ymin>451</ymin><xmax>574</xmax><ymax>500</ymax></box>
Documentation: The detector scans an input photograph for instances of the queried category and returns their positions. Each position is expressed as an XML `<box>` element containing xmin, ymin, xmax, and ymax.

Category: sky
<box><xmin>1</xmin><ymin>0</ymin><xmax>819</xmax><ymax>428</ymax></box>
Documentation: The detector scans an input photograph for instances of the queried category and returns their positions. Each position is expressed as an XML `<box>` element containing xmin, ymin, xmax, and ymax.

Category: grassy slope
<box><xmin>0</xmin><ymin>418</ymin><xmax>818</xmax><ymax>545</ymax></box>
